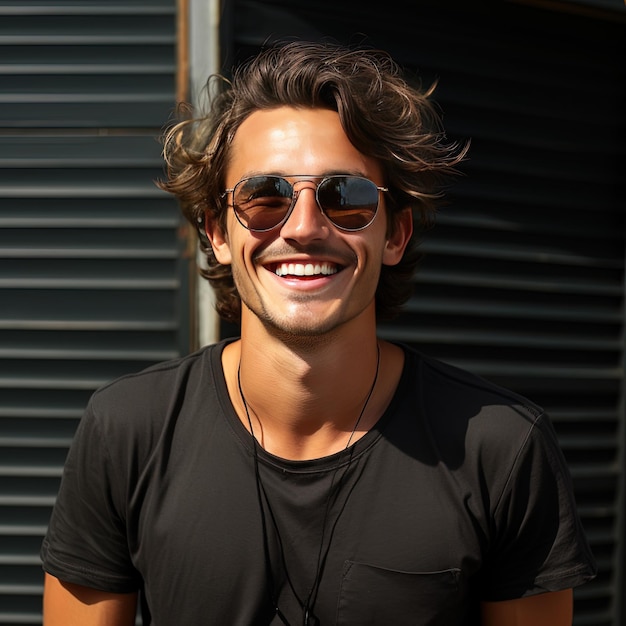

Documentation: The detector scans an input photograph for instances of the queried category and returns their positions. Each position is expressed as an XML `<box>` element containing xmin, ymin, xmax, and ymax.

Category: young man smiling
<box><xmin>41</xmin><ymin>41</ymin><xmax>596</xmax><ymax>625</ymax></box>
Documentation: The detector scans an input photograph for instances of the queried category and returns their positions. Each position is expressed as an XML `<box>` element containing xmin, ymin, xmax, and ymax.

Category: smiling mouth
<box><xmin>273</xmin><ymin>262</ymin><xmax>339</xmax><ymax>278</ymax></box>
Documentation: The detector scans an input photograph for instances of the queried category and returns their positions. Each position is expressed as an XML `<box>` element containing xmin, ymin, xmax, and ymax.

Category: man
<box><xmin>41</xmin><ymin>41</ymin><xmax>596</xmax><ymax>625</ymax></box>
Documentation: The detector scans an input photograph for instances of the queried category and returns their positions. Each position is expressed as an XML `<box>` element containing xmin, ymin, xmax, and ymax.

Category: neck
<box><xmin>238</xmin><ymin>341</ymin><xmax>380</xmax><ymax>459</ymax></box>
<box><xmin>223</xmin><ymin>325</ymin><xmax>391</xmax><ymax>460</ymax></box>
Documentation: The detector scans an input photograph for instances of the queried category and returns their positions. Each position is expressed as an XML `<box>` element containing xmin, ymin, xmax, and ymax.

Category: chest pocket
<box><xmin>336</xmin><ymin>561</ymin><xmax>467</xmax><ymax>626</ymax></box>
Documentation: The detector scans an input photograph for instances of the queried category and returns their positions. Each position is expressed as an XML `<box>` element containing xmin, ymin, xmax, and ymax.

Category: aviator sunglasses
<box><xmin>221</xmin><ymin>175</ymin><xmax>388</xmax><ymax>232</ymax></box>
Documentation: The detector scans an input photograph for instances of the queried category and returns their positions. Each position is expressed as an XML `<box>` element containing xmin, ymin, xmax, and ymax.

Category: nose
<box><xmin>278</xmin><ymin>182</ymin><xmax>330</xmax><ymax>243</ymax></box>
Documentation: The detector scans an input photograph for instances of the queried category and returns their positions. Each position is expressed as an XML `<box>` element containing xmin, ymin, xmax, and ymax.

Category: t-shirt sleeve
<box><xmin>481</xmin><ymin>411</ymin><xmax>597</xmax><ymax>600</ymax></box>
<box><xmin>40</xmin><ymin>396</ymin><xmax>141</xmax><ymax>593</ymax></box>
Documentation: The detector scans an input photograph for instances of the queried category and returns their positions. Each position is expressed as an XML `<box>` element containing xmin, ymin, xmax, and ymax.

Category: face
<box><xmin>206</xmin><ymin>106</ymin><xmax>412</xmax><ymax>339</ymax></box>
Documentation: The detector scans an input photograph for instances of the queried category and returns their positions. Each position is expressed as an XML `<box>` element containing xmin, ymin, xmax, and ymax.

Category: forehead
<box><xmin>226</xmin><ymin>106</ymin><xmax>383</xmax><ymax>183</ymax></box>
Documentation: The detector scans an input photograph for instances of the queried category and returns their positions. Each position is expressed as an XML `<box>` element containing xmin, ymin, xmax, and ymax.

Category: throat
<box><xmin>236</xmin><ymin>343</ymin><xmax>380</xmax><ymax>461</ymax></box>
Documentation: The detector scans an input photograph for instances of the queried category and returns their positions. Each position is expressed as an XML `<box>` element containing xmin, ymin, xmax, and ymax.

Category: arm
<box><xmin>43</xmin><ymin>573</ymin><xmax>137</xmax><ymax>626</ymax></box>
<box><xmin>481</xmin><ymin>589</ymin><xmax>573</xmax><ymax>626</ymax></box>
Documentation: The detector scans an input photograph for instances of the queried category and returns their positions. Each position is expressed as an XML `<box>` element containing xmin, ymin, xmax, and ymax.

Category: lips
<box><xmin>273</xmin><ymin>261</ymin><xmax>339</xmax><ymax>278</ymax></box>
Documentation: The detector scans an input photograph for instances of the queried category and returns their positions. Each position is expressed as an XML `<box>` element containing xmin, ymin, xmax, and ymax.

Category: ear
<box><xmin>202</xmin><ymin>212</ymin><xmax>232</xmax><ymax>265</ymax></box>
<box><xmin>383</xmin><ymin>207</ymin><xmax>413</xmax><ymax>266</ymax></box>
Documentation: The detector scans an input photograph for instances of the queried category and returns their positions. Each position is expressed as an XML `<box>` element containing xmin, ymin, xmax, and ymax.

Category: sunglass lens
<box><xmin>318</xmin><ymin>177</ymin><xmax>378</xmax><ymax>230</ymax></box>
<box><xmin>234</xmin><ymin>176</ymin><xmax>293</xmax><ymax>231</ymax></box>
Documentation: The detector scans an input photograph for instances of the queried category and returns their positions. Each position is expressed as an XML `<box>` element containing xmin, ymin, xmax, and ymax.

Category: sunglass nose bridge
<box><xmin>290</xmin><ymin>178</ymin><xmax>320</xmax><ymax>196</ymax></box>
<box><xmin>289</xmin><ymin>180</ymin><xmax>323</xmax><ymax>212</ymax></box>
<box><xmin>286</xmin><ymin>180</ymin><xmax>325</xmax><ymax>219</ymax></box>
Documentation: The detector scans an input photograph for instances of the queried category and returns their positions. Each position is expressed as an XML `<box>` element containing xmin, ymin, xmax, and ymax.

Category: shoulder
<box><xmin>78</xmin><ymin>340</ymin><xmax>232</xmax><ymax>453</ymax></box>
<box><xmin>90</xmin><ymin>340</ymin><xmax>227</xmax><ymax>414</ymax></box>
<box><xmin>401</xmin><ymin>343</ymin><xmax>543</xmax><ymax>420</ymax></box>
<box><xmin>62</xmin><ymin>340</ymin><xmax>235</xmax><ymax>494</ymax></box>
<box><xmin>397</xmin><ymin>344</ymin><xmax>552</xmax><ymax>467</ymax></box>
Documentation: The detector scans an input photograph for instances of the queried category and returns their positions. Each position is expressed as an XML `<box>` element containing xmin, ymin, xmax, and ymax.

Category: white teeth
<box><xmin>275</xmin><ymin>262</ymin><xmax>338</xmax><ymax>277</ymax></box>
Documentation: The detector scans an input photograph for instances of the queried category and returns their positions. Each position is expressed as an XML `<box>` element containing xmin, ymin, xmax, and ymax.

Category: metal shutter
<box><xmin>225</xmin><ymin>2</ymin><xmax>625</xmax><ymax>625</ymax></box>
<box><xmin>0</xmin><ymin>2</ymin><xmax>183</xmax><ymax>624</ymax></box>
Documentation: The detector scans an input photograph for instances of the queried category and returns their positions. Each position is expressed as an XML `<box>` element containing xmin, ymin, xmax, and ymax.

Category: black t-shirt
<box><xmin>41</xmin><ymin>341</ymin><xmax>596</xmax><ymax>625</ymax></box>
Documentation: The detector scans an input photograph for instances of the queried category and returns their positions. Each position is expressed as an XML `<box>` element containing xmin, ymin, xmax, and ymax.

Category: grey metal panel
<box><xmin>0</xmin><ymin>1</ymin><xmax>182</xmax><ymax>624</ymax></box>
<box><xmin>228</xmin><ymin>2</ymin><xmax>625</xmax><ymax>625</ymax></box>
<box><xmin>0</xmin><ymin>1</ymin><xmax>176</xmax><ymax>129</ymax></box>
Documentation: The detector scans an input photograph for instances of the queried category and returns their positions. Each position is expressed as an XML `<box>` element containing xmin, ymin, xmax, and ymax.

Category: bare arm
<box><xmin>43</xmin><ymin>573</ymin><xmax>137</xmax><ymax>626</ymax></box>
<box><xmin>481</xmin><ymin>589</ymin><xmax>573</xmax><ymax>626</ymax></box>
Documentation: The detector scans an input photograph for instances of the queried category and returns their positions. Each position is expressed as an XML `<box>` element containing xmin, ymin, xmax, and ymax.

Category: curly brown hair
<box><xmin>158</xmin><ymin>40</ymin><xmax>467</xmax><ymax>324</ymax></box>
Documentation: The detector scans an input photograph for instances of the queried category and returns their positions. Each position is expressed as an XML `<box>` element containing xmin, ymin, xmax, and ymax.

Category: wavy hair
<box><xmin>158</xmin><ymin>40</ymin><xmax>467</xmax><ymax>324</ymax></box>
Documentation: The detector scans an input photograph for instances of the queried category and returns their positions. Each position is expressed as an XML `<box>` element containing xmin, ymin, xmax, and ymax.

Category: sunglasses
<box><xmin>221</xmin><ymin>175</ymin><xmax>388</xmax><ymax>232</ymax></box>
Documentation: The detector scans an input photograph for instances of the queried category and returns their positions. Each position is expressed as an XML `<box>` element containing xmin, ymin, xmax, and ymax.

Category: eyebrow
<box><xmin>236</xmin><ymin>170</ymin><xmax>370</xmax><ymax>180</ymax></box>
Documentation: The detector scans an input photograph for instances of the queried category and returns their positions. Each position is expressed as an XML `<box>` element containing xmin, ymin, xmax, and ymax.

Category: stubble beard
<box><xmin>242</xmin><ymin>294</ymin><xmax>345</xmax><ymax>349</ymax></box>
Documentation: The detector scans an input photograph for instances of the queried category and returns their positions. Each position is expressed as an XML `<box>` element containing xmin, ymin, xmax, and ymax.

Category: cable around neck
<box><xmin>236</xmin><ymin>342</ymin><xmax>381</xmax><ymax>625</ymax></box>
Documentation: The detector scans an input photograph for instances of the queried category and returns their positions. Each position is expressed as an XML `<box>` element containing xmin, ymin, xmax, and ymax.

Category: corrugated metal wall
<box><xmin>0</xmin><ymin>1</ymin><xmax>183</xmax><ymax>623</ymax></box>
<box><xmin>225</xmin><ymin>1</ymin><xmax>625</xmax><ymax>625</ymax></box>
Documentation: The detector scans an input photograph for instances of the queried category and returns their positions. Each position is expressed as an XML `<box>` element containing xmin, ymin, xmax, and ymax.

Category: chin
<box><xmin>264</xmin><ymin>317</ymin><xmax>338</xmax><ymax>338</ymax></box>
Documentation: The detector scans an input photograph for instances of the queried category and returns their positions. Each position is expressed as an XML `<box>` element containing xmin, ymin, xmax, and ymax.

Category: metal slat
<box><xmin>401</xmin><ymin>298</ymin><xmax>622</xmax><ymax>323</ymax></box>
<box><xmin>0</xmin><ymin>135</ymin><xmax>171</xmax><ymax>166</ymax></box>
<box><xmin>379</xmin><ymin>327</ymin><xmax>621</xmax><ymax>351</ymax></box>
<box><xmin>416</xmin><ymin>270</ymin><xmax>622</xmax><ymax>296</ymax></box>
<box><xmin>0</xmin><ymin>2</ymin><xmax>175</xmax><ymax>16</ymax></box>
